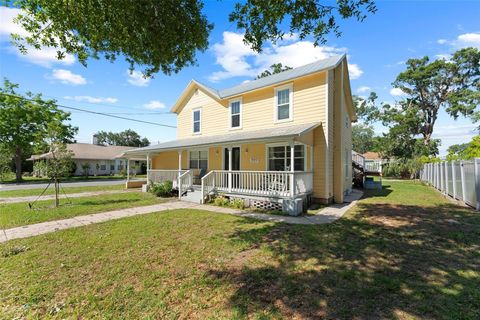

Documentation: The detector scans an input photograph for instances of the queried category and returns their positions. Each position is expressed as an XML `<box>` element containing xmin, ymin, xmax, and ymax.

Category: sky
<box><xmin>0</xmin><ymin>1</ymin><xmax>479</xmax><ymax>156</ymax></box>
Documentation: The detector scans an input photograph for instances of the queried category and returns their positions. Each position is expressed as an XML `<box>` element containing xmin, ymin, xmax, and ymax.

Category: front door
<box><xmin>224</xmin><ymin>147</ymin><xmax>240</xmax><ymax>170</ymax></box>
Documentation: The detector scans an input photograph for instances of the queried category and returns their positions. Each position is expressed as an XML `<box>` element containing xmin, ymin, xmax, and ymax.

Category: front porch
<box><xmin>122</xmin><ymin>123</ymin><xmax>322</xmax><ymax>214</ymax></box>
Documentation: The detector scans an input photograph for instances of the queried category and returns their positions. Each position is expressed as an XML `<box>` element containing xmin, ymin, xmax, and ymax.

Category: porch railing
<box><xmin>364</xmin><ymin>160</ymin><xmax>383</xmax><ymax>173</ymax></box>
<box><xmin>201</xmin><ymin>170</ymin><xmax>313</xmax><ymax>203</ymax></box>
<box><xmin>148</xmin><ymin>169</ymin><xmax>186</xmax><ymax>189</ymax></box>
<box><xmin>352</xmin><ymin>151</ymin><xmax>365</xmax><ymax>168</ymax></box>
<box><xmin>178</xmin><ymin>170</ymin><xmax>193</xmax><ymax>199</ymax></box>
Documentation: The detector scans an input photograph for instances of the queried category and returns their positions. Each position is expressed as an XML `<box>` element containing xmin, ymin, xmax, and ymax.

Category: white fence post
<box><xmin>475</xmin><ymin>158</ymin><xmax>480</xmax><ymax>211</ymax></box>
<box><xmin>460</xmin><ymin>161</ymin><xmax>467</xmax><ymax>204</ymax></box>
<box><xmin>445</xmin><ymin>161</ymin><xmax>449</xmax><ymax>195</ymax></box>
<box><xmin>452</xmin><ymin>161</ymin><xmax>457</xmax><ymax>200</ymax></box>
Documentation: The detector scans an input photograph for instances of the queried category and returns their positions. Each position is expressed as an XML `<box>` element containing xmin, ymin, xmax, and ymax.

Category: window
<box><xmin>193</xmin><ymin>109</ymin><xmax>201</xmax><ymax>134</ymax></box>
<box><xmin>230</xmin><ymin>99</ymin><xmax>242</xmax><ymax>129</ymax></box>
<box><xmin>110</xmin><ymin>164</ymin><xmax>115</xmax><ymax>171</ymax></box>
<box><xmin>189</xmin><ymin>150</ymin><xmax>208</xmax><ymax>169</ymax></box>
<box><xmin>274</xmin><ymin>84</ymin><xmax>292</xmax><ymax>122</ymax></box>
<box><xmin>267</xmin><ymin>145</ymin><xmax>305</xmax><ymax>171</ymax></box>
<box><xmin>100</xmin><ymin>165</ymin><xmax>106</xmax><ymax>171</ymax></box>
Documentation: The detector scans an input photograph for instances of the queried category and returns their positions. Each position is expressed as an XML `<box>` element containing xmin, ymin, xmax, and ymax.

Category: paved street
<box><xmin>0</xmin><ymin>179</ymin><xmax>140</xmax><ymax>191</ymax></box>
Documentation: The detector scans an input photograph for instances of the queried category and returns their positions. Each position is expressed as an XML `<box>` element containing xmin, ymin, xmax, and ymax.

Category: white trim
<box><xmin>265</xmin><ymin>142</ymin><xmax>306</xmax><ymax>172</ymax></box>
<box><xmin>274</xmin><ymin>83</ymin><xmax>293</xmax><ymax>123</ymax></box>
<box><xmin>192</xmin><ymin>108</ymin><xmax>202</xmax><ymax>135</ymax></box>
<box><xmin>229</xmin><ymin>98</ymin><xmax>243</xmax><ymax>130</ymax></box>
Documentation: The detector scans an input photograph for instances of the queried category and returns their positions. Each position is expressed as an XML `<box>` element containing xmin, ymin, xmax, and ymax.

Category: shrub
<box><xmin>150</xmin><ymin>180</ymin><xmax>173</xmax><ymax>197</ymax></box>
<box><xmin>230</xmin><ymin>198</ymin><xmax>245</xmax><ymax>209</ymax></box>
<box><xmin>213</xmin><ymin>196</ymin><xmax>230</xmax><ymax>207</ymax></box>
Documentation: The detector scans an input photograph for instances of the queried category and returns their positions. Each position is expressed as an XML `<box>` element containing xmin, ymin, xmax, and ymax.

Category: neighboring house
<box><xmin>29</xmin><ymin>143</ymin><xmax>144</xmax><ymax>176</ymax></box>
<box><xmin>122</xmin><ymin>54</ymin><xmax>356</xmax><ymax>213</ymax></box>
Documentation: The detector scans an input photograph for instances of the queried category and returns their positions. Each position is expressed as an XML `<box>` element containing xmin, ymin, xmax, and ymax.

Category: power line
<box><xmin>14</xmin><ymin>91</ymin><xmax>176</xmax><ymax>114</ymax></box>
<box><xmin>1</xmin><ymin>93</ymin><xmax>177</xmax><ymax>128</ymax></box>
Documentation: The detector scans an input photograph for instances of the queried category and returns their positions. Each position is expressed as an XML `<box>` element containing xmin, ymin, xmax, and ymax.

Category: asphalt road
<box><xmin>0</xmin><ymin>179</ymin><xmax>136</xmax><ymax>191</ymax></box>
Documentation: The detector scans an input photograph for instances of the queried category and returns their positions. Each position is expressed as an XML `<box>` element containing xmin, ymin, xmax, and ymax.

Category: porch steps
<box><xmin>180</xmin><ymin>185</ymin><xmax>202</xmax><ymax>204</ymax></box>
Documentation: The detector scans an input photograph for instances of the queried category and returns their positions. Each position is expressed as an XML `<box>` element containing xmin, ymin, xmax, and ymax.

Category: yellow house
<box><xmin>123</xmin><ymin>54</ymin><xmax>356</xmax><ymax>214</ymax></box>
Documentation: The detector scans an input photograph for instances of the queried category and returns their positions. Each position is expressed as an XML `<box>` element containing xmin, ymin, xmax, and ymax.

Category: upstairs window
<box><xmin>230</xmin><ymin>99</ymin><xmax>242</xmax><ymax>129</ymax></box>
<box><xmin>193</xmin><ymin>109</ymin><xmax>201</xmax><ymax>134</ymax></box>
<box><xmin>274</xmin><ymin>84</ymin><xmax>293</xmax><ymax>122</ymax></box>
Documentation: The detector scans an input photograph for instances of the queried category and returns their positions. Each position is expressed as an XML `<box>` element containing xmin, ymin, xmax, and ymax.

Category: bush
<box><xmin>230</xmin><ymin>198</ymin><xmax>245</xmax><ymax>209</ymax></box>
<box><xmin>213</xmin><ymin>196</ymin><xmax>230</xmax><ymax>207</ymax></box>
<box><xmin>150</xmin><ymin>180</ymin><xmax>173</xmax><ymax>197</ymax></box>
<box><xmin>212</xmin><ymin>196</ymin><xmax>245</xmax><ymax>209</ymax></box>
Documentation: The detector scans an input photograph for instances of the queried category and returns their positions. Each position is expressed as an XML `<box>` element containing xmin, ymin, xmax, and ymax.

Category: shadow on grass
<box><xmin>361</xmin><ymin>184</ymin><xmax>393</xmax><ymax>199</ymax></box>
<box><xmin>78</xmin><ymin>198</ymin><xmax>141</xmax><ymax>206</ymax></box>
<box><xmin>208</xmin><ymin>191</ymin><xmax>480</xmax><ymax>318</ymax></box>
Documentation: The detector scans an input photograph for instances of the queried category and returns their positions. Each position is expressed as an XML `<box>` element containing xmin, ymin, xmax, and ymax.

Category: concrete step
<box><xmin>181</xmin><ymin>189</ymin><xmax>202</xmax><ymax>204</ymax></box>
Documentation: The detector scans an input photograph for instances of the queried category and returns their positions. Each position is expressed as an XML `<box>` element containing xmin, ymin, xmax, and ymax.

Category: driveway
<box><xmin>0</xmin><ymin>179</ymin><xmax>142</xmax><ymax>191</ymax></box>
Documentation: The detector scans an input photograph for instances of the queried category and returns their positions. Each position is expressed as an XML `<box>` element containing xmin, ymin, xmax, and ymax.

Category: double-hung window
<box><xmin>230</xmin><ymin>99</ymin><xmax>242</xmax><ymax>129</ymax></box>
<box><xmin>274</xmin><ymin>84</ymin><xmax>293</xmax><ymax>122</ymax></box>
<box><xmin>192</xmin><ymin>109</ymin><xmax>201</xmax><ymax>134</ymax></box>
<box><xmin>189</xmin><ymin>150</ymin><xmax>208</xmax><ymax>170</ymax></box>
<box><xmin>267</xmin><ymin>144</ymin><xmax>305</xmax><ymax>171</ymax></box>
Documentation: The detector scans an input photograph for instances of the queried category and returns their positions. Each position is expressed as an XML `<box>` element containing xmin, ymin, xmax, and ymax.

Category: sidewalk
<box><xmin>0</xmin><ymin>190</ymin><xmax>130</xmax><ymax>204</ymax></box>
<box><xmin>0</xmin><ymin>190</ymin><xmax>363</xmax><ymax>243</ymax></box>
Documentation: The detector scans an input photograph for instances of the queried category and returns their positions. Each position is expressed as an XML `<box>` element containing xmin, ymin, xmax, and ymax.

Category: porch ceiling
<box><xmin>121</xmin><ymin>122</ymin><xmax>321</xmax><ymax>157</ymax></box>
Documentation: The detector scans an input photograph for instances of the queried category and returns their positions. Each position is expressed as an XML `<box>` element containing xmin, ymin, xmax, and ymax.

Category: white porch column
<box><xmin>146</xmin><ymin>153</ymin><xmax>150</xmax><ymax>185</ymax></box>
<box><xmin>178</xmin><ymin>150</ymin><xmax>183</xmax><ymax>198</ymax></box>
<box><xmin>290</xmin><ymin>141</ymin><xmax>295</xmax><ymax>198</ymax></box>
<box><xmin>228</xmin><ymin>146</ymin><xmax>232</xmax><ymax>193</ymax></box>
<box><xmin>178</xmin><ymin>150</ymin><xmax>182</xmax><ymax>173</ymax></box>
<box><xmin>126</xmin><ymin>158</ymin><xmax>130</xmax><ymax>182</ymax></box>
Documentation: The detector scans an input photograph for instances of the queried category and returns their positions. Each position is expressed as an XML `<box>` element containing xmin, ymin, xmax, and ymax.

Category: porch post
<box><xmin>290</xmin><ymin>141</ymin><xmax>295</xmax><ymax>198</ymax></box>
<box><xmin>178</xmin><ymin>150</ymin><xmax>182</xmax><ymax>171</ymax></box>
<box><xmin>228</xmin><ymin>146</ymin><xmax>232</xmax><ymax>192</ymax></box>
<box><xmin>146</xmin><ymin>153</ymin><xmax>150</xmax><ymax>185</ymax></box>
<box><xmin>178</xmin><ymin>150</ymin><xmax>182</xmax><ymax>198</ymax></box>
<box><xmin>126</xmin><ymin>158</ymin><xmax>130</xmax><ymax>182</ymax></box>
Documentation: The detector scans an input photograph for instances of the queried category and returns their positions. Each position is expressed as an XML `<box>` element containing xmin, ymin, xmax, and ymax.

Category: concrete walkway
<box><xmin>0</xmin><ymin>190</ymin><xmax>131</xmax><ymax>204</ymax></box>
<box><xmin>0</xmin><ymin>190</ymin><xmax>363</xmax><ymax>243</ymax></box>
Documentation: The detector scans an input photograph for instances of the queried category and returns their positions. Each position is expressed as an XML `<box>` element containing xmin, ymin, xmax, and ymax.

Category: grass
<box><xmin>1</xmin><ymin>180</ymin><xmax>479</xmax><ymax>319</ymax></box>
<box><xmin>0</xmin><ymin>192</ymin><xmax>165</xmax><ymax>228</ymax></box>
<box><xmin>0</xmin><ymin>184</ymin><xmax>124</xmax><ymax>198</ymax></box>
<box><xmin>0</xmin><ymin>175</ymin><xmax>129</xmax><ymax>184</ymax></box>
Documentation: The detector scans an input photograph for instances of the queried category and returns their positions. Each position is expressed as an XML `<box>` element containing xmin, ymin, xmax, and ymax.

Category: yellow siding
<box><xmin>208</xmin><ymin>147</ymin><xmax>223</xmax><ymax>170</ymax></box>
<box><xmin>176</xmin><ymin>73</ymin><xmax>327</xmax><ymax>139</ymax></box>
<box><xmin>241</xmin><ymin>144</ymin><xmax>266</xmax><ymax>171</ymax></box>
<box><xmin>151</xmin><ymin>150</ymin><xmax>188</xmax><ymax>170</ymax></box>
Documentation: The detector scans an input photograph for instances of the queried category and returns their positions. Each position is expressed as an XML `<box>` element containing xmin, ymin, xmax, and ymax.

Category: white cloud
<box><xmin>209</xmin><ymin>31</ymin><xmax>363</xmax><ymax>82</ymax></box>
<box><xmin>356</xmin><ymin>86</ymin><xmax>371</xmax><ymax>93</ymax></box>
<box><xmin>435</xmin><ymin>53</ymin><xmax>451</xmax><ymax>61</ymax></box>
<box><xmin>127</xmin><ymin>70</ymin><xmax>151</xmax><ymax>87</ymax></box>
<box><xmin>438</xmin><ymin>32</ymin><xmax>480</xmax><ymax>49</ymax></box>
<box><xmin>347</xmin><ymin>63</ymin><xmax>363</xmax><ymax>80</ymax></box>
<box><xmin>144</xmin><ymin>100</ymin><xmax>166</xmax><ymax>109</ymax></box>
<box><xmin>0</xmin><ymin>7</ymin><xmax>75</xmax><ymax>68</ymax></box>
<box><xmin>64</xmin><ymin>96</ymin><xmax>118</xmax><ymax>104</ymax></box>
<box><xmin>50</xmin><ymin>69</ymin><xmax>86</xmax><ymax>85</ymax></box>
<box><xmin>0</xmin><ymin>7</ymin><xmax>29</xmax><ymax>39</ymax></box>
<box><xmin>390</xmin><ymin>88</ymin><xmax>404</xmax><ymax>97</ymax></box>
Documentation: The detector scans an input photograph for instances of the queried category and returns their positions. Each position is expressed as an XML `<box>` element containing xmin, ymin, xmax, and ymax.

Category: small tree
<box><xmin>0</xmin><ymin>144</ymin><xmax>13</xmax><ymax>182</ymax></box>
<box><xmin>43</xmin><ymin>125</ymin><xmax>75</xmax><ymax>207</ymax></box>
<box><xmin>81</xmin><ymin>163</ymin><xmax>91</xmax><ymax>178</ymax></box>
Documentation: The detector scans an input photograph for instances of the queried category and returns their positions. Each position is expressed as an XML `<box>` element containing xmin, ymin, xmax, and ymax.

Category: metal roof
<box><xmin>218</xmin><ymin>55</ymin><xmax>343</xmax><ymax>99</ymax></box>
<box><xmin>122</xmin><ymin>122</ymin><xmax>321</xmax><ymax>156</ymax></box>
<box><xmin>28</xmin><ymin>143</ymin><xmax>138</xmax><ymax>161</ymax></box>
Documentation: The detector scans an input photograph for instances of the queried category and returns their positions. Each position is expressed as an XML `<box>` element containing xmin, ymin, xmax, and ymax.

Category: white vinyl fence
<box><xmin>421</xmin><ymin>159</ymin><xmax>480</xmax><ymax>210</ymax></box>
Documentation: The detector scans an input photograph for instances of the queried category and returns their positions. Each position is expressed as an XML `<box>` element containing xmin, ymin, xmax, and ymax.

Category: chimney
<box><xmin>92</xmin><ymin>134</ymin><xmax>98</xmax><ymax>145</ymax></box>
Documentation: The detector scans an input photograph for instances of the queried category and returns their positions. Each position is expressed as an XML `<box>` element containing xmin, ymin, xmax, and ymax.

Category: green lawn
<box><xmin>1</xmin><ymin>181</ymin><xmax>479</xmax><ymax>319</ymax></box>
<box><xmin>0</xmin><ymin>175</ymin><xmax>129</xmax><ymax>184</ymax></box>
<box><xmin>0</xmin><ymin>184</ymin><xmax>124</xmax><ymax>198</ymax></box>
<box><xmin>0</xmin><ymin>192</ymin><xmax>164</xmax><ymax>228</ymax></box>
